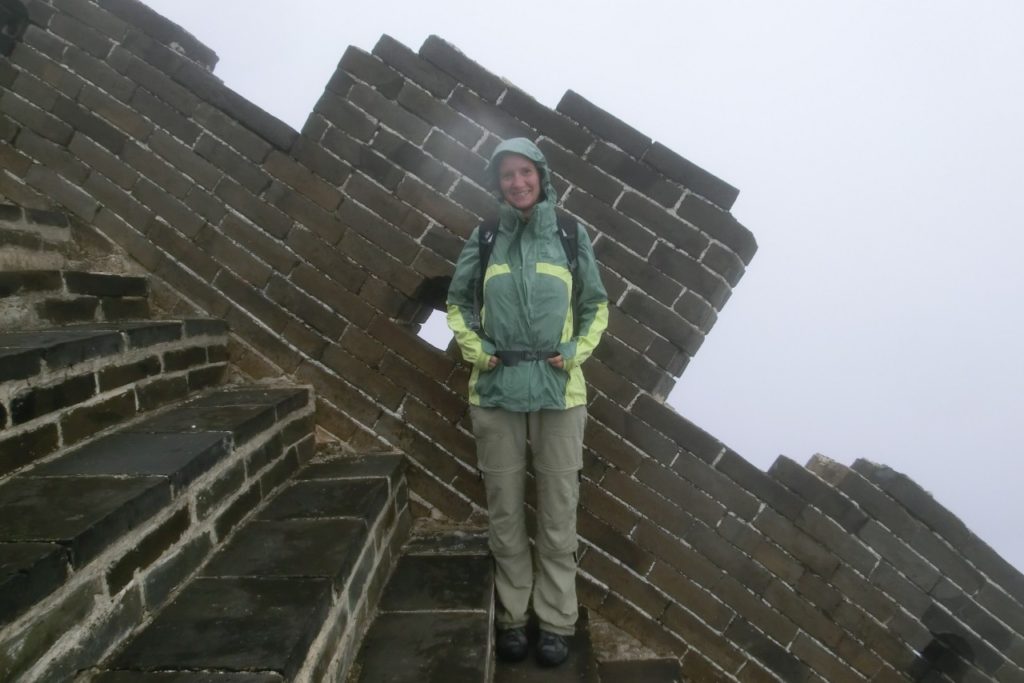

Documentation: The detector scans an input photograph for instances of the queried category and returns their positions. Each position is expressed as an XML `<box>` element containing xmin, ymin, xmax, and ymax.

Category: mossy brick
<box><xmin>0</xmin><ymin>578</ymin><xmax>101</xmax><ymax>682</ymax></box>
<box><xmin>136</xmin><ymin>375</ymin><xmax>189</xmax><ymax>411</ymax></box>
<box><xmin>0</xmin><ymin>270</ymin><xmax>61</xmax><ymax>296</ymax></box>
<box><xmin>11</xmin><ymin>372</ymin><xmax>96</xmax><ymax>425</ymax></box>
<box><xmin>100</xmin><ymin>295</ymin><xmax>150</xmax><ymax>320</ymax></box>
<box><xmin>593</xmin><ymin>237</ymin><xmax>681</xmax><ymax>306</ymax></box>
<box><xmin>64</xmin><ymin>271</ymin><xmax>147</xmax><ymax>297</ymax></box>
<box><xmin>557</xmin><ymin>90</ymin><xmax>651</xmax><ymax>159</ymax></box>
<box><xmin>106</xmin><ymin>506</ymin><xmax>190</xmax><ymax>594</ymax></box>
<box><xmin>175</xmin><ymin>62</ymin><xmax>296</xmax><ymax>151</ymax></box>
<box><xmin>617</xmin><ymin>192</ymin><xmax>708</xmax><ymax>258</ymax></box>
<box><xmin>677</xmin><ymin>194</ymin><xmax>757</xmax><ymax>263</ymax></box>
<box><xmin>35</xmin><ymin>296</ymin><xmax>97</xmax><ymax>323</ymax></box>
<box><xmin>420</xmin><ymin>35</ymin><xmax>504</xmax><ymax>102</ymax></box>
<box><xmin>0</xmin><ymin>542</ymin><xmax>70</xmax><ymax>626</ymax></box>
<box><xmin>395</xmin><ymin>80</ymin><xmax>482</xmax><ymax>149</ymax></box>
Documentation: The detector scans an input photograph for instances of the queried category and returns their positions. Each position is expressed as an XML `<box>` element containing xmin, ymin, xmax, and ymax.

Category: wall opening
<box><xmin>412</xmin><ymin>275</ymin><xmax>452</xmax><ymax>350</ymax></box>
<box><xmin>0</xmin><ymin>0</ymin><xmax>27</xmax><ymax>56</ymax></box>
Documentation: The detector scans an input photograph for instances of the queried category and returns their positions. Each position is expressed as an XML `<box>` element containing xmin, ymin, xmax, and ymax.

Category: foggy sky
<box><xmin>143</xmin><ymin>1</ymin><xmax>1024</xmax><ymax>570</ymax></box>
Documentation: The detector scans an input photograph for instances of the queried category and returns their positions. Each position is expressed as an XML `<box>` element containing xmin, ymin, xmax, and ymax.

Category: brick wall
<box><xmin>2</xmin><ymin>1</ymin><xmax>1023</xmax><ymax>680</ymax></box>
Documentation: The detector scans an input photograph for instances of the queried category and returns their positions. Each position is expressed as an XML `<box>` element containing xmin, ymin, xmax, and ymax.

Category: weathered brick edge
<box><xmin>3</xmin><ymin>3</ymin><xmax>1021</xmax><ymax>681</ymax></box>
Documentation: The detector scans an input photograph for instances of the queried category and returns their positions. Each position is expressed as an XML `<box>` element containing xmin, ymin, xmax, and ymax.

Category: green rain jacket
<box><xmin>447</xmin><ymin>138</ymin><xmax>609</xmax><ymax>411</ymax></box>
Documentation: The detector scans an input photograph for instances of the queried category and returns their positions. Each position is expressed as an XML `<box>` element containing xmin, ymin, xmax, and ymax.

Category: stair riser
<box><xmin>298</xmin><ymin>475</ymin><xmax>412</xmax><ymax>682</ymax></box>
<box><xmin>3</xmin><ymin>403</ymin><xmax>316</xmax><ymax>683</ymax></box>
<box><xmin>1</xmin><ymin>294</ymin><xmax>151</xmax><ymax>328</ymax></box>
<box><xmin>1</xmin><ymin>330</ymin><xmax>229</xmax><ymax>480</ymax></box>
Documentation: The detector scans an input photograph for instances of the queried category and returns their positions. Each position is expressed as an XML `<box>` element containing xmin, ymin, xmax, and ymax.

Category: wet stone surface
<box><xmin>404</xmin><ymin>528</ymin><xmax>490</xmax><ymax>556</ymax></box>
<box><xmin>494</xmin><ymin>610</ymin><xmax>599</xmax><ymax>683</ymax></box>
<box><xmin>29</xmin><ymin>431</ymin><xmax>230</xmax><ymax>490</ymax></box>
<box><xmin>0</xmin><ymin>541</ymin><xmax>69</xmax><ymax>624</ymax></box>
<box><xmin>110</xmin><ymin>577</ymin><xmax>331</xmax><ymax>677</ymax></box>
<box><xmin>0</xmin><ymin>475</ymin><xmax>169</xmax><ymax>567</ymax></box>
<box><xmin>354</xmin><ymin>612</ymin><xmax>491</xmax><ymax>683</ymax></box>
<box><xmin>258</xmin><ymin>478</ymin><xmax>389</xmax><ymax>522</ymax></box>
<box><xmin>126</xmin><ymin>403</ymin><xmax>276</xmax><ymax>446</ymax></box>
<box><xmin>597</xmin><ymin>658</ymin><xmax>684</xmax><ymax>682</ymax></box>
<box><xmin>202</xmin><ymin>518</ymin><xmax>368</xmax><ymax>589</ymax></box>
<box><xmin>379</xmin><ymin>554</ymin><xmax>493</xmax><ymax>612</ymax></box>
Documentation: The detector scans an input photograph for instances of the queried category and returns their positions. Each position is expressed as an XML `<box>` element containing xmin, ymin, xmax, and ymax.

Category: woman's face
<box><xmin>498</xmin><ymin>154</ymin><xmax>541</xmax><ymax>212</ymax></box>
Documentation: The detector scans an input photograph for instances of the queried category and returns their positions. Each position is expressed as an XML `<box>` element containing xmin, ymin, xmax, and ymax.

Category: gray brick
<box><xmin>63</xmin><ymin>44</ymin><xmax>135</xmax><ymax>101</ymax></box>
<box><xmin>290</xmin><ymin>134</ymin><xmax>351</xmax><ymax>185</ymax></box>
<box><xmin>123</xmin><ymin>141</ymin><xmax>192</xmax><ymax>197</ymax></box>
<box><xmin>215</xmin><ymin>177</ymin><xmax>292</xmax><ymax>239</ymax></box>
<box><xmin>266</xmin><ymin>274</ymin><xmax>347</xmax><ymax>340</ymax></box>
<box><xmin>396</xmin><ymin>80</ymin><xmax>482</xmax><ymax>148</ymax></box>
<box><xmin>593</xmin><ymin>334</ymin><xmax>675</xmax><ymax>398</ymax></box>
<box><xmin>618</xmin><ymin>192</ymin><xmax>708</xmax><ymax>258</ymax></box>
<box><xmin>290</xmin><ymin>264</ymin><xmax>375</xmax><ymax>329</ymax></box>
<box><xmin>195</xmin><ymin>223</ymin><xmax>272</xmax><ymax>287</ymax></box>
<box><xmin>0</xmin><ymin>91</ymin><xmax>73</xmax><ymax>145</ymax></box>
<box><xmin>702</xmin><ymin>242</ymin><xmax>746</xmax><ymax>286</ymax></box>
<box><xmin>15</xmin><ymin>127</ymin><xmax>89</xmax><ymax>184</ymax></box>
<box><xmin>52</xmin><ymin>0</ymin><xmax>127</xmax><ymax>41</ymax></box>
<box><xmin>589</xmin><ymin>395</ymin><xmax>677</xmax><ymax>465</ymax></box>
<box><xmin>50</xmin><ymin>12</ymin><xmax>113</xmax><ymax>60</ymax></box>
<box><xmin>147</xmin><ymin>129</ymin><xmax>221</xmax><ymax>189</ymax></box>
<box><xmin>499</xmin><ymin>86</ymin><xmax>593</xmax><ymax>155</ymax></box>
<box><xmin>396</xmin><ymin>175</ymin><xmax>477</xmax><ymax>239</ymax></box>
<box><xmin>133</xmin><ymin>177</ymin><xmax>203</xmax><ymax>237</ymax></box>
<box><xmin>194</xmin><ymin>133</ymin><xmax>269</xmax><ymax>194</ymax></box>
<box><xmin>557</xmin><ymin>90</ymin><xmax>651</xmax><ymax>158</ymax></box>
<box><xmin>193</xmin><ymin>102</ymin><xmax>273</xmax><ymax>162</ymax></box>
<box><xmin>146</xmin><ymin>218</ymin><xmax>218</xmax><ymax>279</ymax></box>
<box><xmin>338</xmin><ymin>46</ymin><xmax>404</xmax><ymax>98</ymax></box>
<box><xmin>312</xmin><ymin>90</ymin><xmax>376</xmax><ymax>141</ymax></box>
<box><xmin>674</xmin><ymin>290</ymin><xmax>718</xmax><ymax>333</ymax></box>
<box><xmin>12</xmin><ymin>70</ymin><xmax>60</xmax><ymax>112</ymax></box>
<box><xmin>118</xmin><ymin>50</ymin><xmax>200</xmax><ymax>115</ymax></box>
<box><xmin>321</xmin><ymin>126</ymin><xmax>403</xmax><ymax>190</ymax></box>
<box><xmin>449</xmin><ymin>85</ymin><xmax>533</xmax><ymax>141</ymax></box>
<box><xmin>859</xmin><ymin>520</ymin><xmax>942</xmax><ymax>592</ymax></box>
<box><xmin>349</xmin><ymin>82</ymin><xmax>430</xmax><ymax>144</ymax></box>
<box><xmin>370</xmin><ymin>128</ymin><xmax>455</xmax><ymax>192</ymax></box>
<box><xmin>650</xmin><ymin>243</ymin><xmax>730</xmax><ymax>308</ymax></box>
<box><xmin>594</xmin><ymin>238</ymin><xmax>681</xmax><ymax>306</ymax></box>
<box><xmin>677</xmin><ymin>194</ymin><xmax>756</xmax><ymax>264</ymax></box>
<box><xmin>619</xmin><ymin>290</ymin><xmax>704</xmax><ymax>356</ymax></box>
<box><xmin>373</xmin><ymin>34</ymin><xmax>456</xmax><ymax>98</ymax></box>
<box><xmin>345</xmin><ymin>171</ymin><xmax>429</xmax><ymax>238</ymax></box>
<box><xmin>423</xmin><ymin>129</ymin><xmax>489</xmax><ymax>188</ymax></box>
<box><xmin>645</xmin><ymin>142</ymin><xmax>740</xmax><ymax>211</ymax></box>
<box><xmin>100</xmin><ymin>0</ymin><xmax>217</xmax><ymax>69</ymax></box>
<box><xmin>78</xmin><ymin>83</ymin><xmax>153</xmax><ymax>140</ymax></box>
<box><xmin>9</xmin><ymin>43</ymin><xmax>85</xmax><ymax>99</ymax></box>
<box><xmin>715</xmin><ymin>449</ymin><xmax>807</xmax><ymax>521</ymax></box>
<box><xmin>26</xmin><ymin>165</ymin><xmax>99</xmax><ymax>221</ymax></box>
<box><xmin>219</xmin><ymin>213</ymin><xmax>300</xmax><ymax>276</ymax></box>
<box><xmin>589</xmin><ymin>141</ymin><xmax>682</xmax><ymax>208</ymax></box>
<box><xmin>540</xmin><ymin>138</ymin><xmax>623</xmax><ymax>204</ymax></box>
<box><xmin>263</xmin><ymin>150</ymin><xmax>341</xmax><ymax>210</ymax></box>
<box><xmin>420</xmin><ymin>35</ymin><xmax>505</xmax><ymax>102</ymax></box>
<box><xmin>562</xmin><ymin>187</ymin><xmax>656</xmax><ymax>256</ymax></box>
<box><xmin>129</xmin><ymin>86</ymin><xmax>199</xmax><ymax>143</ymax></box>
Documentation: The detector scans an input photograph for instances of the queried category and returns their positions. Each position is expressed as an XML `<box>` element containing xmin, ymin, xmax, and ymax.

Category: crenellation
<box><xmin>419</xmin><ymin>35</ymin><xmax>505</xmax><ymax>104</ymax></box>
<box><xmin>372</xmin><ymin>34</ymin><xmax>456</xmax><ymax>100</ymax></box>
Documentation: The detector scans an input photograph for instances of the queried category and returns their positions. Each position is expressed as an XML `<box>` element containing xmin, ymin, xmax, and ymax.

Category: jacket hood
<box><xmin>487</xmin><ymin>137</ymin><xmax>558</xmax><ymax>207</ymax></box>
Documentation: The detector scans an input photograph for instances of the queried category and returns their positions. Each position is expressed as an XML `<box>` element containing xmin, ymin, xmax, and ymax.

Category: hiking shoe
<box><xmin>496</xmin><ymin>626</ymin><xmax>528</xmax><ymax>662</ymax></box>
<box><xmin>536</xmin><ymin>630</ymin><xmax>569</xmax><ymax>667</ymax></box>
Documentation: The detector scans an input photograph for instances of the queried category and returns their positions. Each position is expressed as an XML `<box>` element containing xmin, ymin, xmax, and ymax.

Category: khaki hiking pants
<box><xmin>470</xmin><ymin>405</ymin><xmax>586</xmax><ymax>636</ymax></box>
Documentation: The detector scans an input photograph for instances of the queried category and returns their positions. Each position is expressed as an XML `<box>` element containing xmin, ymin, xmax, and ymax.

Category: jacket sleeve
<box><xmin>558</xmin><ymin>225</ymin><xmax>609</xmax><ymax>371</ymax></box>
<box><xmin>446</xmin><ymin>227</ymin><xmax>496</xmax><ymax>371</ymax></box>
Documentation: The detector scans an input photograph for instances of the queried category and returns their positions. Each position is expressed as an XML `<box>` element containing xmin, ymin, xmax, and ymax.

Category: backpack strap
<box><xmin>474</xmin><ymin>218</ymin><xmax>499</xmax><ymax>331</ymax></box>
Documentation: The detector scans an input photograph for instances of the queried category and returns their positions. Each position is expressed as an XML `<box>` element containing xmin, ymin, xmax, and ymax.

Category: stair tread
<box><xmin>495</xmin><ymin>610</ymin><xmax>599</xmax><ymax>683</ymax></box>
<box><xmin>354</xmin><ymin>611</ymin><xmax>491</xmax><ymax>683</ymax></box>
<box><xmin>109</xmin><ymin>576</ymin><xmax>331</xmax><ymax>677</ymax></box>
<box><xmin>379</xmin><ymin>554</ymin><xmax>493</xmax><ymax>613</ymax></box>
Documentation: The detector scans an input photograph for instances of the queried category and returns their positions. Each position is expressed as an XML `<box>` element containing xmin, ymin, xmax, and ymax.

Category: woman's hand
<box><xmin>488</xmin><ymin>355</ymin><xmax>499</xmax><ymax>369</ymax></box>
<box><xmin>546</xmin><ymin>354</ymin><xmax>564</xmax><ymax>370</ymax></box>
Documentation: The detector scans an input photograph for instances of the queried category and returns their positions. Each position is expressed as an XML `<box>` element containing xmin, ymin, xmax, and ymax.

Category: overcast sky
<box><xmin>143</xmin><ymin>1</ymin><xmax>1024</xmax><ymax>571</ymax></box>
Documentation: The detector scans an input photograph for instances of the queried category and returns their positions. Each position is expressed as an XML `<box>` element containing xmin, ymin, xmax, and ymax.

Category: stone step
<box><xmin>0</xmin><ymin>385</ymin><xmax>316</xmax><ymax>682</ymax></box>
<box><xmin>596</xmin><ymin>658</ymin><xmax>684</xmax><ymax>682</ymax></box>
<box><xmin>493</xmin><ymin>608</ymin><xmax>600</xmax><ymax>683</ymax></box>
<box><xmin>348</xmin><ymin>527</ymin><xmax>494</xmax><ymax>683</ymax></box>
<box><xmin>0</xmin><ymin>319</ymin><xmax>229</xmax><ymax>479</ymax></box>
<box><xmin>0</xmin><ymin>270</ymin><xmax>150</xmax><ymax>327</ymax></box>
<box><xmin>90</xmin><ymin>452</ymin><xmax>409</xmax><ymax>682</ymax></box>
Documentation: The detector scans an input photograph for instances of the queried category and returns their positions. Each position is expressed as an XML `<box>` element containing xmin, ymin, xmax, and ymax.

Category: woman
<box><xmin>446</xmin><ymin>137</ymin><xmax>608</xmax><ymax>667</ymax></box>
